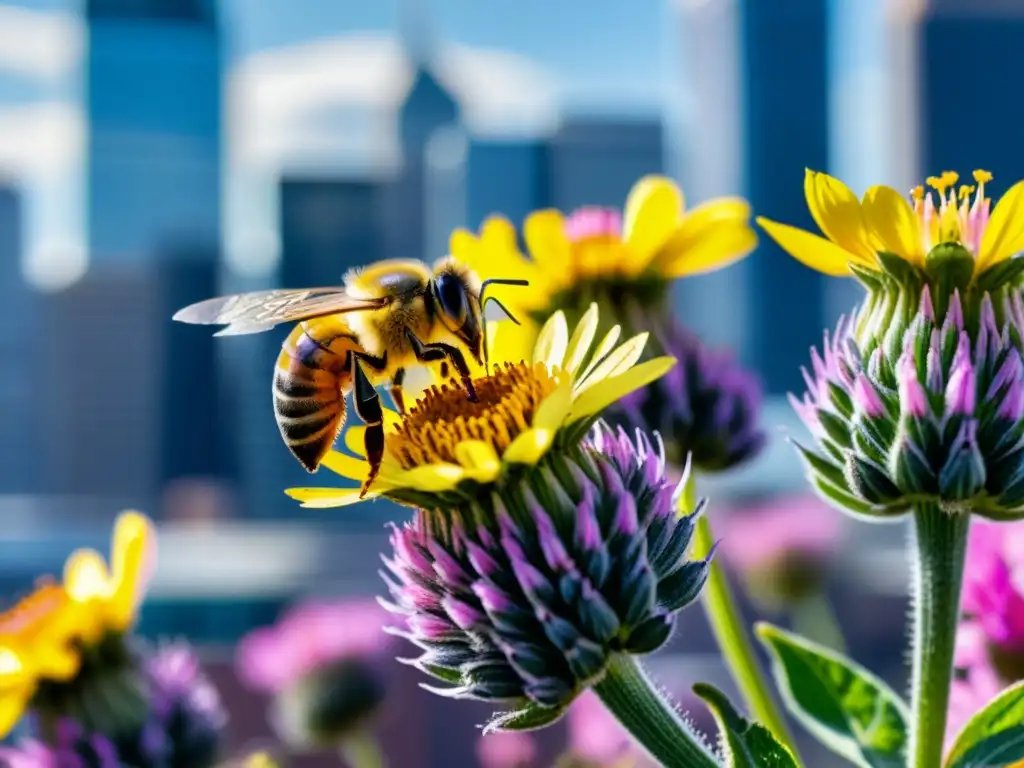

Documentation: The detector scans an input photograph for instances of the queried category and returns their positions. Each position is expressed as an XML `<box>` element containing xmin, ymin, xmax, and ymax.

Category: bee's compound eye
<box><xmin>435</xmin><ymin>274</ymin><xmax>467</xmax><ymax>323</ymax></box>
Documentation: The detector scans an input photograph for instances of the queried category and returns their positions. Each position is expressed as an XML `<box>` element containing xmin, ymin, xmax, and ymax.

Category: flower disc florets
<box><xmin>381</xmin><ymin>423</ymin><xmax>712</xmax><ymax>732</ymax></box>
<box><xmin>794</xmin><ymin>286</ymin><xmax>1024</xmax><ymax>519</ymax></box>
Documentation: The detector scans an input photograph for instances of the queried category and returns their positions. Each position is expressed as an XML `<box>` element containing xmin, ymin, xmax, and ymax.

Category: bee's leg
<box><xmin>390</xmin><ymin>368</ymin><xmax>407</xmax><ymax>415</ymax></box>
<box><xmin>405</xmin><ymin>330</ymin><xmax>478</xmax><ymax>402</ymax></box>
<box><xmin>351</xmin><ymin>352</ymin><xmax>387</xmax><ymax>498</ymax></box>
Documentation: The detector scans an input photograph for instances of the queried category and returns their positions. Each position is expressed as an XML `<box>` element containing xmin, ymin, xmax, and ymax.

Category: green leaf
<box><xmin>945</xmin><ymin>679</ymin><xmax>1024</xmax><ymax>767</ymax></box>
<box><xmin>692</xmin><ymin>683</ymin><xmax>798</xmax><ymax>768</ymax></box>
<box><xmin>755</xmin><ymin>623</ymin><xmax>908</xmax><ymax>768</ymax></box>
<box><xmin>482</xmin><ymin>701</ymin><xmax>567</xmax><ymax>734</ymax></box>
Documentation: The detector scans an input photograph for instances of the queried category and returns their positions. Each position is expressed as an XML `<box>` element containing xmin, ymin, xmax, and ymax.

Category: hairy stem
<box><xmin>693</xmin><ymin>515</ymin><xmax>802</xmax><ymax>761</ymax></box>
<box><xmin>908</xmin><ymin>504</ymin><xmax>969</xmax><ymax>768</ymax></box>
<box><xmin>593</xmin><ymin>654</ymin><xmax>721</xmax><ymax>768</ymax></box>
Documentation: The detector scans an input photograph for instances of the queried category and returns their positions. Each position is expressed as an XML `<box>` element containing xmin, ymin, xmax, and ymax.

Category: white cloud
<box><xmin>0</xmin><ymin>5</ymin><xmax>82</xmax><ymax>81</ymax></box>
<box><xmin>228</xmin><ymin>33</ymin><xmax>561</xmax><ymax>171</ymax></box>
<box><xmin>0</xmin><ymin>100</ymin><xmax>83</xmax><ymax>177</ymax></box>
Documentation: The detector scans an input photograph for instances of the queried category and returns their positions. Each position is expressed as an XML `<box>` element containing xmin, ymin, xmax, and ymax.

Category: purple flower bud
<box><xmin>411</xmin><ymin>613</ymin><xmax>454</xmax><ymax>639</ymax></box>
<box><xmin>473</xmin><ymin>581</ymin><xmax>512</xmax><ymax>614</ymax></box>
<box><xmin>897</xmin><ymin>353</ymin><xmax>929</xmax><ymax>418</ymax></box>
<box><xmin>945</xmin><ymin>359</ymin><xmax>977</xmax><ymax>416</ymax></box>
<box><xmin>443</xmin><ymin>596</ymin><xmax>485</xmax><ymax>630</ymax></box>
<box><xmin>852</xmin><ymin>373</ymin><xmax>885</xmax><ymax>418</ymax></box>
<box><xmin>530</xmin><ymin>499</ymin><xmax>573</xmax><ymax>571</ymax></box>
<box><xmin>920</xmin><ymin>286</ymin><xmax>936</xmax><ymax>322</ymax></box>
<box><xmin>999</xmin><ymin>378</ymin><xmax>1024</xmax><ymax>421</ymax></box>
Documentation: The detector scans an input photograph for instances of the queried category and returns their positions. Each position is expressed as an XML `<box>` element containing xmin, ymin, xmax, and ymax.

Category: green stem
<box><xmin>908</xmin><ymin>504</ymin><xmax>969</xmax><ymax>768</ymax></box>
<box><xmin>338</xmin><ymin>731</ymin><xmax>387</xmax><ymax>768</ymax></box>
<box><xmin>693</xmin><ymin>515</ymin><xmax>802</xmax><ymax>761</ymax></box>
<box><xmin>592</xmin><ymin>655</ymin><xmax>720</xmax><ymax>768</ymax></box>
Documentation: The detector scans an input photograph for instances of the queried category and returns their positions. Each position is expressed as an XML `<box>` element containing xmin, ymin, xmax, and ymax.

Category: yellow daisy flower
<box><xmin>448</xmin><ymin>176</ymin><xmax>757</xmax><ymax>356</ymax></box>
<box><xmin>758</xmin><ymin>168</ymin><xmax>1024</xmax><ymax>277</ymax></box>
<box><xmin>286</xmin><ymin>303</ymin><xmax>676</xmax><ymax>507</ymax></box>
<box><xmin>0</xmin><ymin>511</ymin><xmax>155</xmax><ymax>736</ymax></box>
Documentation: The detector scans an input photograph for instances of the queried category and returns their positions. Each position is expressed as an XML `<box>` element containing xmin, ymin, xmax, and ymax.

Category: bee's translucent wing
<box><xmin>173</xmin><ymin>287</ymin><xmax>390</xmax><ymax>335</ymax></box>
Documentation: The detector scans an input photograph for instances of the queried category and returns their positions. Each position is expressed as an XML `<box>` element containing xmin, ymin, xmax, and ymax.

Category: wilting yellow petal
<box><xmin>804</xmin><ymin>170</ymin><xmax>874</xmax><ymax>259</ymax></box>
<box><xmin>399</xmin><ymin>464</ymin><xmax>466</xmax><ymax>492</ymax></box>
<box><xmin>533</xmin><ymin>382</ymin><xmax>573</xmax><ymax>431</ymax></box>
<box><xmin>108</xmin><ymin>512</ymin><xmax>154</xmax><ymax>630</ymax></box>
<box><xmin>577</xmin><ymin>325</ymin><xmax>622</xmax><ymax>384</ymax></box>
<box><xmin>756</xmin><ymin>217</ymin><xmax>859</xmax><ymax>276</ymax></box>
<box><xmin>623</xmin><ymin>176</ymin><xmax>684</xmax><ymax>269</ymax></box>
<box><xmin>568</xmin><ymin>357</ymin><xmax>677</xmax><ymax>422</ymax></box>
<box><xmin>576</xmin><ymin>332</ymin><xmax>649</xmax><ymax>394</ymax></box>
<box><xmin>454</xmin><ymin>440</ymin><xmax>501</xmax><ymax>483</ymax></box>
<box><xmin>524</xmin><ymin>209</ymin><xmax>572</xmax><ymax>276</ymax></box>
<box><xmin>285</xmin><ymin>487</ymin><xmax>380</xmax><ymax>508</ymax></box>
<box><xmin>978</xmin><ymin>180</ymin><xmax>1024</xmax><ymax>272</ymax></box>
<box><xmin>563</xmin><ymin>303</ymin><xmax>599</xmax><ymax>375</ymax></box>
<box><xmin>663</xmin><ymin>224</ymin><xmax>758</xmax><ymax>278</ymax></box>
<box><xmin>861</xmin><ymin>185</ymin><xmax>924</xmax><ymax>266</ymax></box>
<box><xmin>533</xmin><ymin>311</ymin><xmax>569</xmax><ymax>369</ymax></box>
<box><xmin>502</xmin><ymin>428</ymin><xmax>555</xmax><ymax>466</ymax></box>
<box><xmin>0</xmin><ymin>685</ymin><xmax>30</xmax><ymax>738</ymax></box>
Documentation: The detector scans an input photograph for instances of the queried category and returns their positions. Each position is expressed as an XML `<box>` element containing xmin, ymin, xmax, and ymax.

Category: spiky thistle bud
<box><xmin>615</xmin><ymin>317</ymin><xmax>765</xmax><ymax>472</ymax></box>
<box><xmin>793</xmin><ymin>286</ymin><xmax>1024</xmax><ymax>519</ymax></box>
<box><xmin>381</xmin><ymin>423</ymin><xmax>713</xmax><ymax>732</ymax></box>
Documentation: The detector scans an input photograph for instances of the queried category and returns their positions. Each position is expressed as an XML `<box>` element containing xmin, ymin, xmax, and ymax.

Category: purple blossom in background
<box><xmin>475</xmin><ymin>729</ymin><xmax>538</xmax><ymax>768</ymax></box>
<box><xmin>0</xmin><ymin>720</ymin><xmax>120</xmax><ymax>768</ymax></box>
<box><xmin>564</xmin><ymin>692</ymin><xmax>641</xmax><ymax>765</ymax></box>
<box><xmin>616</xmin><ymin>318</ymin><xmax>765</xmax><ymax>473</ymax></box>
<box><xmin>236</xmin><ymin>599</ymin><xmax>394</xmax><ymax>749</ymax></box>
<box><xmin>717</xmin><ymin>494</ymin><xmax>843</xmax><ymax>609</ymax></box>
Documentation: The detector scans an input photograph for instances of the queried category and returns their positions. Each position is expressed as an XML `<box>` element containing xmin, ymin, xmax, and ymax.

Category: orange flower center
<box><xmin>390</xmin><ymin>362</ymin><xmax>558</xmax><ymax>469</ymax></box>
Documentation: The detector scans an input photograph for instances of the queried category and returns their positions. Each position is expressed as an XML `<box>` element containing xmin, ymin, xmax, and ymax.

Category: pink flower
<box><xmin>947</xmin><ymin>624</ymin><xmax>1005</xmax><ymax>748</ymax></box>
<box><xmin>566</xmin><ymin>692</ymin><xmax>641</xmax><ymax>764</ymax></box>
<box><xmin>961</xmin><ymin>520</ymin><xmax>1024</xmax><ymax>653</ymax></box>
<box><xmin>236</xmin><ymin>598</ymin><xmax>393</xmax><ymax>694</ymax></box>
<box><xmin>475</xmin><ymin>731</ymin><xmax>537</xmax><ymax>768</ymax></box>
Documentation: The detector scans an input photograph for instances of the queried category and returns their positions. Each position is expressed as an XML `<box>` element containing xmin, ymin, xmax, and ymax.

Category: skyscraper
<box><xmin>0</xmin><ymin>186</ymin><xmax>38</xmax><ymax>492</ymax></box>
<box><xmin>465</xmin><ymin>138</ymin><xmax>551</xmax><ymax>233</ymax></box>
<box><xmin>85</xmin><ymin>0</ymin><xmax>221</xmax><ymax>262</ymax></box>
<box><xmin>547</xmin><ymin>117</ymin><xmax>664</xmax><ymax>212</ymax></box>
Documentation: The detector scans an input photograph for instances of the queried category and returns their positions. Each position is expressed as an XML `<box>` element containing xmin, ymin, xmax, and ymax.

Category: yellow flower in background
<box><xmin>449</xmin><ymin>176</ymin><xmax>757</xmax><ymax>355</ymax></box>
<box><xmin>286</xmin><ymin>303</ymin><xmax>675</xmax><ymax>508</ymax></box>
<box><xmin>758</xmin><ymin>169</ymin><xmax>1024</xmax><ymax>277</ymax></box>
<box><xmin>0</xmin><ymin>511</ymin><xmax>155</xmax><ymax>736</ymax></box>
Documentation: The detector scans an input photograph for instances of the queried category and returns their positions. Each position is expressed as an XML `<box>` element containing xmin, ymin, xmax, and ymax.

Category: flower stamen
<box><xmin>390</xmin><ymin>362</ymin><xmax>561</xmax><ymax>469</ymax></box>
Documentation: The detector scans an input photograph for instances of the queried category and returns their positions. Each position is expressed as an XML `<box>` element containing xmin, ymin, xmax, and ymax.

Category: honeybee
<box><xmin>173</xmin><ymin>257</ymin><xmax>527</xmax><ymax>496</ymax></box>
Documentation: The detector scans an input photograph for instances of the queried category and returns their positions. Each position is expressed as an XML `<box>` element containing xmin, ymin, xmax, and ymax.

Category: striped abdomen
<box><xmin>273</xmin><ymin>316</ymin><xmax>360</xmax><ymax>471</ymax></box>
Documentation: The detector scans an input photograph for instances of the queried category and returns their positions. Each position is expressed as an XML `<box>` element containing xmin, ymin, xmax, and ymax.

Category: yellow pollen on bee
<box><xmin>389</xmin><ymin>361</ymin><xmax>559</xmax><ymax>470</ymax></box>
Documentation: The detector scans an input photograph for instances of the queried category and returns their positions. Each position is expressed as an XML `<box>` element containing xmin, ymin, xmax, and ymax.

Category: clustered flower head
<box><xmin>615</xmin><ymin>316</ymin><xmax>764</xmax><ymax>472</ymax></box>
<box><xmin>448</xmin><ymin>176</ymin><xmax>758</xmax><ymax>363</ymax></box>
<box><xmin>236</xmin><ymin>599</ymin><xmax>394</xmax><ymax>749</ymax></box>
<box><xmin>381</xmin><ymin>422</ymin><xmax>713</xmax><ymax>731</ymax></box>
<box><xmin>287</xmin><ymin>305</ymin><xmax>675</xmax><ymax>511</ymax></box>
<box><xmin>717</xmin><ymin>494</ymin><xmax>842</xmax><ymax>610</ymax></box>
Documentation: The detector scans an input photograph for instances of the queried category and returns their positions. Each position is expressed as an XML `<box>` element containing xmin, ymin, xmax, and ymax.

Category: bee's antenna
<box><xmin>479</xmin><ymin>278</ymin><xmax>529</xmax><ymax>374</ymax></box>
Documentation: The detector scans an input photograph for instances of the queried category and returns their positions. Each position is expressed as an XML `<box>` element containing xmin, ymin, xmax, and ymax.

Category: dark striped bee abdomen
<box><xmin>273</xmin><ymin>315</ymin><xmax>361</xmax><ymax>471</ymax></box>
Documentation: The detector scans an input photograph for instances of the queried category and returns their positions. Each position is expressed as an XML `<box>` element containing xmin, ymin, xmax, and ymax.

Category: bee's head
<box><xmin>431</xmin><ymin>261</ymin><xmax>484</xmax><ymax>366</ymax></box>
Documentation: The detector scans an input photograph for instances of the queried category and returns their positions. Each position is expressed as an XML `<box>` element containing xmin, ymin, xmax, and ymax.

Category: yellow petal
<box><xmin>804</xmin><ymin>170</ymin><xmax>874</xmax><ymax>259</ymax></box>
<box><xmin>533</xmin><ymin>311</ymin><xmax>569</xmax><ymax>369</ymax></box>
<box><xmin>284</xmin><ymin>487</ymin><xmax>379</xmax><ymax>508</ymax></box>
<box><xmin>63</xmin><ymin>550</ymin><xmax>111</xmax><ymax>602</ymax></box>
<box><xmin>756</xmin><ymin>217</ymin><xmax>859</xmax><ymax>276</ymax></box>
<box><xmin>321</xmin><ymin>449</ymin><xmax>376</xmax><ymax>480</ymax></box>
<box><xmin>342</xmin><ymin>409</ymin><xmax>402</xmax><ymax>457</ymax></box>
<box><xmin>502</xmin><ymin>428</ymin><xmax>555</xmax><ymax>466</ymax></box>
<box><xmin>490</xmin><ymin>317</ymin><xmax>539</xmax><ymax>367</ymax></box>
<box><xmin>623</xmin><ymin>176</ymin><xmax>684</xmax><ymax>269</ymax></box>
<box><xmin>479</xmin><ymin>215</ymin><xmax>519</xmax><ymax>253</ymax></box>
<box><xmin>399</xmin><ymin>463</ymin><xmax>466</xmax><ymax>492</ymax></box>
<box><xmin>533</xmin><ymin>381</ymin><xmax>573</xmax><ymax>431</ymax></box>
<box><xmin>577</xmin><ymin>325</ymin><xmax>622</xmax><ymax>384</ymax></box>
<box><xmin>978</xmin><ymin>180</ymin><xmax>1024</xmax><ymax>272</ymax></box>
<box><xmin>576</xmin><ymin>332</ymin><xmax>649</xmax><ymax>394</ymax></box>
<box><xmin>563</xmin><ymin>303</ymin><xmax>599</xmax><ymax>375</ymax></box>
<box><xmin>449</xmin><ymin>228</ymin><xmax>480</xmax><ymax>263</ymax></box>
<box><xmin>524</xmin><ymin>210</ymin><xmax>571</xmax><ymax>275</ymax></box>
<box><xmin>454</xmin><ymin>440</ymin><xmax>501</xmax><ymax>483</ymax></box>
<box><xmin>861</xmin><ymin>185</ymin><xmax>924</xmax><ymax>266</ymax></box>
<box><xmin>651</xmin><ymin>197</ymin><xmax>752</xmax><ymax>275</ymax></box>
<box><xmin>663</xmin><ymin>223</ymin><xmax>758</xmax><ymax>278</ymax></box>
<box><xmin>0</xmin><ymin>685</ymin><xmax>30</xmax><ymax>738</ymax></box>
<box><xmin>31</xmin><ymin>643</ymin><xmax>80</xmax><ymax>680</ymax></box>
<box><xmin>108</xmin><ymin>511</ymin><xmax>155</xmax><ymax>630</ymax></box>
<box><xmin>568</xmin><ymin>356</ymin><xmax>677</xmax><ymax>421</ymax></box>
